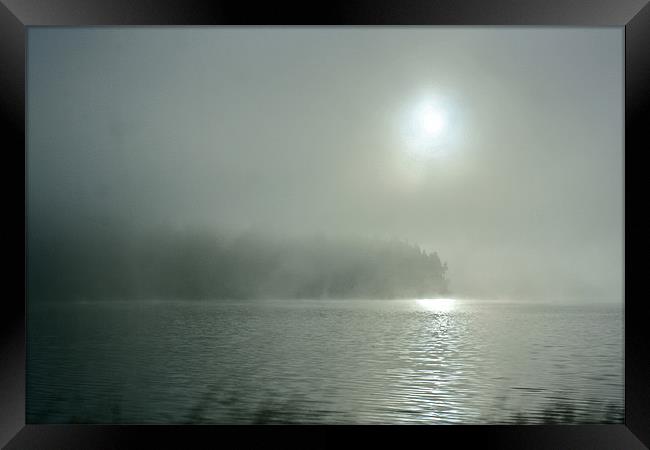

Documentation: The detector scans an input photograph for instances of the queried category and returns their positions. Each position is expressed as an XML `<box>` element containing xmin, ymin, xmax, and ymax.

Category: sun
<box><xmin>401</xmin><ymin>97</ymin><xmax>453</xmax><ymax>159</ymax></box>
<box><xmin>418</xmin><ymin>104</ymin><xmax>447</xmax><ymax>138</ymax></box>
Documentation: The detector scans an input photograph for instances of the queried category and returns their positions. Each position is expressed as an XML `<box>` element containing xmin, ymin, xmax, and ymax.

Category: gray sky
<box><xmin>27</xmin><ymin>27</ymin><xmax>623</xmax><ymax>303</ymax></box>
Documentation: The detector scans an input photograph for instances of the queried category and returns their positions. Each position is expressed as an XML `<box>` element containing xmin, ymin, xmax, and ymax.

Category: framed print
<box><xmin>2</xmin><ymin>0</ymin><xmax>649</xmax><ymax>448</ymax></box>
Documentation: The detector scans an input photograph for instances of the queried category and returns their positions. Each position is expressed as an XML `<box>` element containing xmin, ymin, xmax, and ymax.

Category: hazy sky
<box><xmin>27</xmin><ymin>27</ymin><xmax>623</xmax><ymax>302</ymax></box>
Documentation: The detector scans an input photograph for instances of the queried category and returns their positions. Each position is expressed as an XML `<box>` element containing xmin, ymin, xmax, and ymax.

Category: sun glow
<box><xmin>400</xmin><ymin>94</ymin><xmax>459</xmax><ymax>161</ymax></box>
<box><xmin>418</xmin><ymin>105</ymin><xmax>447</xmax><ymax>138</ymax></box>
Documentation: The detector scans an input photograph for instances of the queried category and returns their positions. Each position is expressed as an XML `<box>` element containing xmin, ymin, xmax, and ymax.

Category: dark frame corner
<box><xmin>2</xmin><ymin>0</ymin><xmax>648</xmax><ymax>448</ymax></box>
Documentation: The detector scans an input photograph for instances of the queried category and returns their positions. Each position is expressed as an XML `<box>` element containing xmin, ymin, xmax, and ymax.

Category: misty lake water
<box><xmin>27</xmin><ymin>299</ymin><xmax>623</xmax><ymax>424</ymax></box>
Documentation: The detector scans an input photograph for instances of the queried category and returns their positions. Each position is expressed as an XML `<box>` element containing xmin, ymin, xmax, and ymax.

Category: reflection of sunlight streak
<box><xmin>416</xmin><ymin>298</ymin><xmax>456</xmax><ymax>312</ymax></box>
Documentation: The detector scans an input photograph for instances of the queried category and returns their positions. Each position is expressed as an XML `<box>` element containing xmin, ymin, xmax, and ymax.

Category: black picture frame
<box><xmin>2</xmin><ymin>0</ymin><xmax>648</xmax><ymax>447</ymax></box>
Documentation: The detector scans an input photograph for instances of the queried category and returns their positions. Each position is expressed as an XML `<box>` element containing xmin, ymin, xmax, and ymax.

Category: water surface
<box><xmin>27</xmin><ymin>299</ymin><xmax>623</xmax><ymax>424</ymax></box>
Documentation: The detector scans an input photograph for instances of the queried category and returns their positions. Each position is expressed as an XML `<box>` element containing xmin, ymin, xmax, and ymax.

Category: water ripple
<box><xmin>27</xmin><ymin>299</ymin><xmax>623</xmax><ymax>424</ymax></box>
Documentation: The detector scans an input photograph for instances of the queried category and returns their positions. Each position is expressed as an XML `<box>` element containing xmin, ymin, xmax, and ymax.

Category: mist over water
<box><xmin>26</xmin><ymin>28</ymin><xmax>623</xmax><ymax>424</ymax></box>
<box><xmin>28</xmin><ymin>27</ymin><xmax>623</xmax><ymax>303</ymax></box>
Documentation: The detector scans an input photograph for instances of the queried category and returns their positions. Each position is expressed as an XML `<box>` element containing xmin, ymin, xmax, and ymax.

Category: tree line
<box><xmin>28</xmin><ymin>225</ymin><xmax>449</xmax><ymax>302</ymax></box>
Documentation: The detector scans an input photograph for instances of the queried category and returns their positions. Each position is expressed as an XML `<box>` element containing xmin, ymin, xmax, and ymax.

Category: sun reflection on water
<box><xmin>415</xmin><ymin>298</ymin><xmax>457</xmax><ymax>313</ymax></box>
